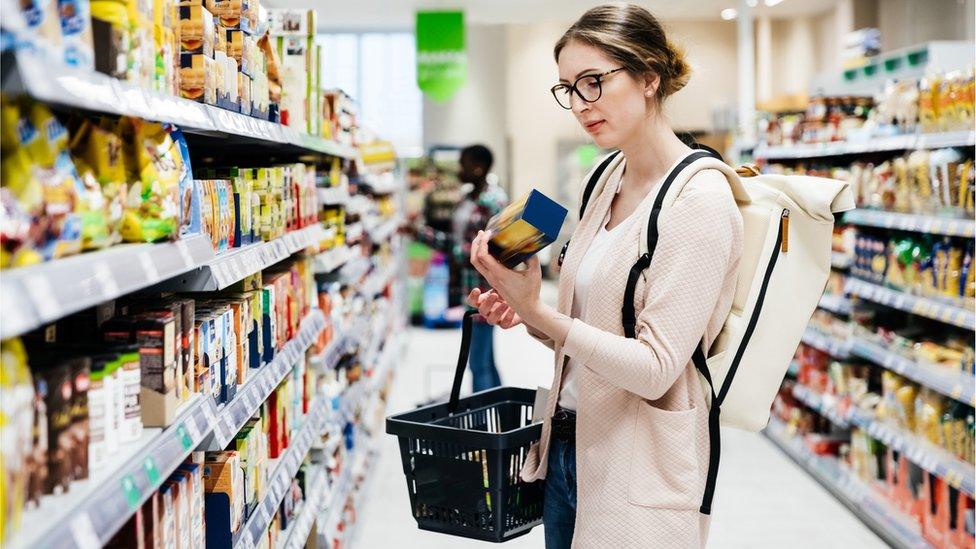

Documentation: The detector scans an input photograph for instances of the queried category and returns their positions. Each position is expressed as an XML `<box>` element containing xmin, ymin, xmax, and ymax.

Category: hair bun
<box><xmin>662</xmin><ymin>40</ymin><xmax>690</xmax><ymax>97</ymax></box>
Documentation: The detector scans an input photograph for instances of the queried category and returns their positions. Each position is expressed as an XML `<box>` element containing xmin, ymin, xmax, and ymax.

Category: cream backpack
<box><xmin>561</xmin><ymin>148</ymin><xmax>855</xmax><ymax>514</ymax></box>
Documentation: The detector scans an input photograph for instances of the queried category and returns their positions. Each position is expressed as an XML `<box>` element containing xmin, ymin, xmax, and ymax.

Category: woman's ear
<box><xmin>643</xmin><ymin>72</ymin><xmax>660</xmax><ymax>98</ymax></box>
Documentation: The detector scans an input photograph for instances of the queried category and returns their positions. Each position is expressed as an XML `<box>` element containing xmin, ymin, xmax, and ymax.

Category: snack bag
<box><xmin>0</xmin><ymin>338</ymin><xmax>34</xmax><ymax>543</ymax></box>
<box><xmin>169</xmin><ymin>127</ymin><xmax>201</xmax><ymax>238</ymax></box>
<box><xmin>16</xmin><ymin>101</ymin><xmax>86</xmax><ymax>262</ymax></box>
<box><xmin>68</xmin><ymin>118</ymin><xmax>127</xmax><ymax>249</ymax></box>
<box><xmin>118</xmin><ymin>118</ymin><xmax>182</xmax><ymax>242</ymax></box>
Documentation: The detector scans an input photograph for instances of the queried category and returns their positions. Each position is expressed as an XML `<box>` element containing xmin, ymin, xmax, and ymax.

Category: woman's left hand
<box><xmin>470</xmin><ymin>230</ymin><xmax>542</xmax><ymax>319</ymax></box>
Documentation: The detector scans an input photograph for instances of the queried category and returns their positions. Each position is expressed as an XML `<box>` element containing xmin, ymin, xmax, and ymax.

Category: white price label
<box><xmin>242</xmin><ymin>533</ymin><xmax>255</xmax><ymax>549</ymax></box>
<box><xmin>185</xmin><ymin>418</ymin><xmax>201</xmax><ymax>441</ymax></box>
<box><xmin>139</xmin><ymin>251</ymin><xmax>160</xmax><ymax>281</ymax></box>
<box><xmin>175</xmin><ymin>240</ymin><xmax>194</xmax><ymax>267</ymax></box>
<box><xmin>69</xmin><ymin>513</ymin><xmax>101</xmax><ymax>549</ymax></box>
<box><xmin>23</xmin><ymin>275</ymin><xmax>60</xmax><ymax>320</ymax></box>
<box><xmin>92</xmin><ymin>261</ymin><xmax>119</xmax><ymax>298</ymax></box>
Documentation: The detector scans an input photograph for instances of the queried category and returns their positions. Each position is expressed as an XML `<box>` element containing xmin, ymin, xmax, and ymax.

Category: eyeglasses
<box><xmin>550</xmin><ymin>68</ymin><xmax>625</xmax><ymax>110</ymax></box>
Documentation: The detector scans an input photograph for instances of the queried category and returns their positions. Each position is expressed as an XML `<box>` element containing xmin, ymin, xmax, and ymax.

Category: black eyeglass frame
<box><xmin>550</xmin><ymin>67</ymin><xmax>626</xmax><ymax>110</ymax></box>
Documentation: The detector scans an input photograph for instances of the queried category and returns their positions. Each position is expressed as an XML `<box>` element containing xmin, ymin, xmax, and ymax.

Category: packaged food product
<box><xmin>118</xmin><ymin>119</ymin><xmax>183</xmax><ymax>242</ymax></box>
<box><xmin>0</xmin><ymin>339</ymin><xmax>34</xmax><ymax>541</ymax></box>
<box><xmin>67</xmin><ymin>118</ymin><xmax>125</xmax><ymax>250</ymax></box>
<box><xmin>20</xmin><ymin>0</ymin><xmax>63</xmax><ymax>50</ymax></box>
<box><xmin>179</xmin><ymin>52</ymin><xmax>217</xmax><ymax>104</ymax></box>
<box><xmin>212</xmin><ymin>0</ymin><xmax>250</xmax><ymax>32</ymax></box>
<box><xmin>57</xmin><ymin>0</ymin><xmax>95</xmax><ymax>69</ymax></box>
<box><xmin>90</xmin><ymin>0</ymin><xmax>129</xmax><ymax>78</ymax></box>
<box><xmin>178</xmin><ymin>3</ymin><xmax>214</xmax><ymax>56</ymax></box>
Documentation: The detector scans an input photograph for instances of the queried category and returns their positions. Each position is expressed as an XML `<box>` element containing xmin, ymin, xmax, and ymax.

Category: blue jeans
<box><xmin>544</xmin><ymin>439</ymin><xmax>577</xmax><ymax>549</ymax></box>
<box><xmin>468</xmin><ymin>320</ymin><xmax>501</xmax><ymax>392</ymax></box>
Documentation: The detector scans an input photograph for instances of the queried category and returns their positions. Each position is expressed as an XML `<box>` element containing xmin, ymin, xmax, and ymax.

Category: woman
<box><xmin>467</xmin><ymin>4</ymin><xmax>743</xmax><ymax>548</ymax></box>
<box><xmin>416</xmin><ymin>144</ymin><xmax>508</xmax><ymax>391</ymax></box>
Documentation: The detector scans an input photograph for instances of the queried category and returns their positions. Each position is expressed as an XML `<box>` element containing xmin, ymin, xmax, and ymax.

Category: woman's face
<box><xmin>556</xmin><ymin>40</ymin><xmax>658</xmax><ymax>149</ymax></box>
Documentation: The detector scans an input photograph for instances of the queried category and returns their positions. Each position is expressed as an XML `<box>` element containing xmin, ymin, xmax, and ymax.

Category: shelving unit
<box><xmin>789</xmin><ymin>384</ymin><xmax>975</xmax><ymax>497</ymax></box>
<box><xmin>754</xmin><ymin>131</ymin><xmax>974</xmax><ymax>161</ymax></box>
<box><xmin>819</xmin><ymin>293</ymin><xmax>853</xmax><ymax>316</ymax></box>
<box><xmin>0</xmin><ymin>226</ymin><xmax>326</xmax><ymax>340</ymax></box>
<box><xmin>764</xmin><ymin>418</ymin><xmax>933</xmax><ymax>549</ymax></box>
<box><xmin>850</xmin><ymin>337</ymin><xmax>976</xmax><ymax>406</ymax></box>
<box><xmin>152</xmin><ymin>225</ymin><xmax>327</xmax><ymax>293</ymax></box>
<box><xmin>801</xmin><ymin>328</ymin><xmax>853</xmax><ymax>359</ymax></box>
<box><xmin>6</xmin><ymin>308</ymin><xmax>325</xmax><ymax>549</ymax></box>
<box><xmin>314</xmin><ymin>245</ymin><xmax>355</xmax><ymax>274</ymax></box>
<box><xmin>278</xmin><ymin>469</ymin><xmax>328</xmax><ymax>549</ymax></box>
<box><xmin>6</xmin><ymin>50</ymin><xmax>357</xmax><ymax>159</ymax></box>
<box><xmin>843</xmin><ymin>210</ymin><xmax>975</xmax><ymax>239</ymax></box>
<box><xmin>845</xmin><ymin>278</ymin><xmax>975</xmax><ymax>331</ymax></box>
<box><xmin>234</xmin><ymin>394</ymin><xmax>331</xmax><ymax>549</ymax></box>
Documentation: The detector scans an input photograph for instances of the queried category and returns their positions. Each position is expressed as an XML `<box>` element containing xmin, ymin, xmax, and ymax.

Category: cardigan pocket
<box><xmin>626</xmin><ymin>400</ymin><xmax>701</xmax><ymax>510</ymax></box>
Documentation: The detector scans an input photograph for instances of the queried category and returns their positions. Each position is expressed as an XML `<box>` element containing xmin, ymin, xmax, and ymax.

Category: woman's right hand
<box><xmin>467</xmin><ymin>288</ymin><xmax>524</xmax><ymax>329</ymax></box>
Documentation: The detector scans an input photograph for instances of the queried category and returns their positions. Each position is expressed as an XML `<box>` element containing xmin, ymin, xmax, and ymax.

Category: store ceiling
<box><xmin>270</xmin><ymin>0</ymin><xmax>840</xmax><ymax>30</ymax></box>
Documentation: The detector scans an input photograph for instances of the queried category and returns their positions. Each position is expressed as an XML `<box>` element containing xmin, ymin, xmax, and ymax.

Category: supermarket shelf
<box><xmin>792</xmin><ymin>384</ymin><xmax>852</xmax><ymax>428</ymax></box>
<box><xmin>368</xmin><ymin>216</ymin><xmax>401</xmax><ymax>243</ymax></box>
<box><xmin>362</xmin><ymin>262</ymin><xmax>400</xmax><ymax>297</ymax></box>
<box><xmin>201</xmin><ymin>310</ymin><xmax>326</xmax><ymax>451</ymax></box>
<box><xmin>279</xmin><ymin>469</ymin><xmax>328</xmax><ymax>549</ymax></box>
<box><xmin>850</xmin><ymin>337</ymin><xmax>976</xmax><ymax>406</ymax></box>
<box><xmin>310</xmin><ymin>332</ymin><xmax>360</xmax><ymax>372</ymax></box>
<box><xmin>235</xmin><ymin>393</ymin><xmax>331</xmax><ymax>549</ymax></box>
<box><xmin>789</xmin><ymin>384</ymin><xmax>975</xmax><ymax>497</ymax></box>
<box><xmin>764</xmin><ymin>418</ymin><xmax>931</xmax><ymax>549</ymax></box>
<box><xmin>314</xmin><ymin>245</ymin><xmax>355</xmax><ymax>274</ymax></box>
<box><xmin>153</xmin><ymin>225</ymin><xmax>326</xmax><ymax>292</ymax></box>
<box><xmin>318</xmin><ymin>187</ymin><xmax>351</xmax><ymax>207</ymax></box>
<box><xmin>819</xmin><ymin>293</ymin><xmax>853</xmax><ymax>316</ymax></box>
<box><xmin>0</xmin><ymin>234</ymin><xmax>213</xmax><ymax>340</ymax></box>
<box><xmin>8</xmin><ymin>310</ymin><xmax>326</xmax><ymax>549</ymax></box>
<box><xmin>753</xmin><ymin>131</ymin><xmax>975</xmax><ymax>160</ymax></box>
<box><xmin>801</xmin><ymin>328</ymin><xmax>853</xmax><ymax>359</ymax></box>
<box><xmin>10</xmin><ymin>394</ymin><xmax>214</xmax><ymax>549</ymax></box>
<box><xmin>845</xmin><ymin>278</ymin><xmax>975</xmax><ymax>331</ymax></box>
<box><xmin>831</xmin><ymin>252</ymin><xmax>852</xmax><ymax>270</ymax></box>
<box><xmin>7</xmin><ymin>49</ymin><xmax>357</xmax><ymax>159</ymax></box>
<box><xmin>843</xmin><ymin>210</ymin><xmax>975</xmax><ymax>238</ymax></box>
<box><xmin>857</xmin><ymin>418</ymin><xmax>975</xmax><ymax>497</ymax></box>
<box><xmin>0</xmin><ymin>225</ymin><xmax>326</xmax><ymax>340</ymax></box>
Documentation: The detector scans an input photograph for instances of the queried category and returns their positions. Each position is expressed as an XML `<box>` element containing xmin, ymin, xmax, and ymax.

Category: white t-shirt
<box><xmin>558</xmin><ymin>172</ymin><xmax>636</xmax><ymax>410</ymax></box>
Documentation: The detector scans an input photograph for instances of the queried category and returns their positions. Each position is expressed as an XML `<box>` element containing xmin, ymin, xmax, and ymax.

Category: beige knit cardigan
<box><xmin>522</xmin><ymin>152</ymin><xmax>744</xmax><ymax>548</ymax></box>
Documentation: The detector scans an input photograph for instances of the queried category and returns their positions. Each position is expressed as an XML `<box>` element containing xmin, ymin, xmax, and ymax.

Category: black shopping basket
<box><xmin>386</xmin><ymin>310</ymin><xmax>545</xmax><ymax>542</ymax></box>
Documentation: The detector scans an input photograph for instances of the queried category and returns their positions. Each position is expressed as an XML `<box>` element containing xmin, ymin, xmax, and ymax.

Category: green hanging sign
<box><xmin>416</xmin><ymin>11</ymin><xmax>467</xmax><ymax>102</ymax></box>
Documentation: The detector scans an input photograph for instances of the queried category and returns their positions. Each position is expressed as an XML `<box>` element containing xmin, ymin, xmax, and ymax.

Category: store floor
<box><xmin>357</xmin><ymin>285</ymin><xmax>885</xmax><ymax>548</ymax></box>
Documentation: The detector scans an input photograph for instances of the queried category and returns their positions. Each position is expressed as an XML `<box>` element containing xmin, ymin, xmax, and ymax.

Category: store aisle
<box><xmin>357</xmin><ymin>286</ymin><xmax>885</xmax><ymax>548</ymax></box>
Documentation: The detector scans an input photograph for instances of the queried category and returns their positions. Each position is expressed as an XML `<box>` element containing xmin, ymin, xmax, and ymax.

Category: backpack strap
<box><xmin>578</xmin><ymin>150</ymin><xmax>623</xmax><ymax>219</ymax></box>
<box><xmin>620</xmin><ymin>147</ymin><xmax>732</xmax><ymax>517</ymax></box>
<box><xmin>621</xmin><ymin>150</ymin><xmax>718</xmax><ymax>337</ymax></box>
<box><xmin>558</xmin><ymin>150</ymin><xmax>623</xmax><ymax>268</ymax></box>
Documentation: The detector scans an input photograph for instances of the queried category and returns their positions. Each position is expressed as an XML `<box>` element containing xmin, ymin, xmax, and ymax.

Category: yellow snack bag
<box><xmin>118</xmin><ymin>117</ymin><xmax>182</xmax><ymax>242</ymax></box>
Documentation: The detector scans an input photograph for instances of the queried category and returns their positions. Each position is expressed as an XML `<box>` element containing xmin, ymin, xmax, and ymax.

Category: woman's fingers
<box><xmin>467</xmin><ymin>288</ymin><xmax>482</xmax><ymax>308</ymax></box>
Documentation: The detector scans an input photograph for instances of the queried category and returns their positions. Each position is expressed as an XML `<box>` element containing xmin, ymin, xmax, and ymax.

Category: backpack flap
<box><xmin>744</xmin><ymin>173</ymin><xmax>855</xmax><ymax>221</ymax></box>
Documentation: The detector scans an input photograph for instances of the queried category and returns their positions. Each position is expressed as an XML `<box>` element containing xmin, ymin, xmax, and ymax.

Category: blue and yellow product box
<box><xmin>487</xmin><ymin>189</ymin><xmax>568</xmax><ymax>269</ymax></box>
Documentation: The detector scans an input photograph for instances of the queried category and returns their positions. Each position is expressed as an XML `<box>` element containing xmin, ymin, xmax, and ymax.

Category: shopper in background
<box><xmin>468</xmin><ymin>4</ymin><xmax>743</xmax><ymax>548</ymax></box>
<box><xmin>416</xmin><ymin>145</ymin><xmax>509</xmax><ymax>391</ymax></box>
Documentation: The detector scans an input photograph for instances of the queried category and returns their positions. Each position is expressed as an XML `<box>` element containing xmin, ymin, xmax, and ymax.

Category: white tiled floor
<box><xmin>355</xmin><ymin>285</ymin><xmax>885</xmax><ymax>548</ymax></box>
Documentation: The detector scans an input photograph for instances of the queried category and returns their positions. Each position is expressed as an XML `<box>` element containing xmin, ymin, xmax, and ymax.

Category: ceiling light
<box><xmin>765</xmin><ymin>0</ymin><xmax>784</xmax><ymax>5</ymax></box>
<box><xmin>721</xmin><ymin>8</ymin><xmax>738</xmax><ymax>20</ymax></box>
<box><xmin>747</xmin><ymin>0</ymin><xmax>758</xmax><ymax>6</ymax></box>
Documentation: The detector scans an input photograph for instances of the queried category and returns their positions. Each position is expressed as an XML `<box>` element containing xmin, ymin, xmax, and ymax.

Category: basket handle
<box><xmin>447</xmin><ymin>309</ymin><xmax>478</xmax><ymax>414</ymax></box>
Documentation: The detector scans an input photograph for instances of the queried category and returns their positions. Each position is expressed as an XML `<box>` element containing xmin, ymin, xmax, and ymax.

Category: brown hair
<box><xmin>554</xmin><ymin>3</ymin><xmax>690</xmax><ymax>101</ymax></box>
